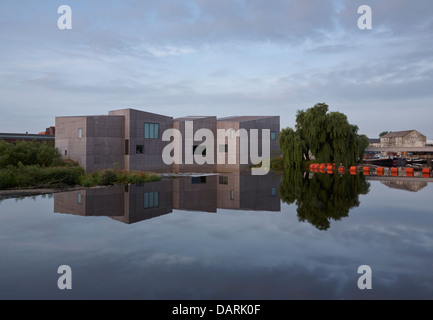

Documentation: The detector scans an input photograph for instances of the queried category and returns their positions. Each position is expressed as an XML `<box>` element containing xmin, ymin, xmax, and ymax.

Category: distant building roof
<box><xmin>174</xmin><ymin>116</ymin><xmax>216</xmax><ymax>121</ymax></box>
<box><xmin>381</xmin><ymin>130</ymin><xmax>425</xmax><ymax>138</ymax></box>
<box><xmin>368</xmin><ymin>138</ymin><xmax>380</xmax><ymax>144</ymax></box>
<box><xmin>0</xmin><ymin>133</ymin><xmax>54</xmax><ymax>141</ymax></box>
<box><xmin>217</xmin><ymin>116</ymin><xmax>277</xmax><ymax>122</ymax></box>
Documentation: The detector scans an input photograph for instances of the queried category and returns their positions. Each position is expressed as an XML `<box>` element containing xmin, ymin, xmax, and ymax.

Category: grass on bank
<box><xmin>0</xmin><ymin>165</ymin><xmax>161</xmax><ymax>190</ymax></box>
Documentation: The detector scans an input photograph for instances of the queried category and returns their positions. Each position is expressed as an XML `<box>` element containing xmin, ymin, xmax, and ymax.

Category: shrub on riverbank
<box><xmin>0</xmin><ymin>165</ymin><xmax>84</xmax><ymax>189</ymax></box>
<box><xmin>0</xmin><ymin>140</ymin><xmax>62</xmax><ymax>168</ymax></box>
<box><xmin>79</xmin><ymin>169</ymin><xmax>161</xmax><ymax>187</ymax></box>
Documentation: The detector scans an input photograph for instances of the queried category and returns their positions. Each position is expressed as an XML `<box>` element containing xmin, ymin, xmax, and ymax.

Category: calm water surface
<box><xmin>0</xmin><ymin>171</ymin><xmax>432</xmax><ymax>299</ymax></box>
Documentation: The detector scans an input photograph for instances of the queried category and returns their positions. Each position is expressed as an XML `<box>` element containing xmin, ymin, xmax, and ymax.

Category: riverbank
<box><xmin>0</xmin><ymin>185</ymin><xmax>93</xmax><ymax>201</ymax></box>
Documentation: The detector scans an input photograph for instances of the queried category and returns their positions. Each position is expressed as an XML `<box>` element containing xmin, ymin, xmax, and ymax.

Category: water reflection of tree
<box><xmin>280</xmin><ymin>170</ymin><xmax>370</xmax><ymax>230</ymax></box>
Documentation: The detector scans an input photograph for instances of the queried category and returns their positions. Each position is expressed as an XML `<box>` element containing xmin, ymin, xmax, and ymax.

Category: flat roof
<box><xmin>217</xmin><ymin>115</ymin><xmax>278</xmax><ymax>122</ymax></box>
<box><xmin>174</xmin><ymin>116</ymin><xmax>216</xmax><ymax>121</ymax></box>
<box><xmin>0</xmin><ymin>133</ymin><xmax>54</xmax><ymax>140</ymax></box>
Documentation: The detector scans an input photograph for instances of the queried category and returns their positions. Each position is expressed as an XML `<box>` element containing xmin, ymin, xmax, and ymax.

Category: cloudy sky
<box><xmin>1</xmin><ymin>0</ymin><xmax>432</xmax><ymax>138</ymax></box>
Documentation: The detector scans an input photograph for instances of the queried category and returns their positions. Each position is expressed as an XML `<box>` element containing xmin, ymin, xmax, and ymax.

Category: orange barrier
<box><xmin>338</xmin><ymin>166</ymin><xmax>345</xmax><ymax>173</ymax></box>
<box><xmin>406</xmin><ymin>168</ymin><xmax>414</xmax><ymax>177</ymax></box>
<box><xmin>391</xmin><ymin>167</ymin><xmax>398</xmax><ymax>176</ymax></box>
<box><xmin>422</xmin><ymin>168</ymin><xmax>430</xmax><ymax>174</ymax></box>
<box><xmin>376</xmin><ymin>167</ymin><xmax>384</xmax><ymax>176</ymax></box>
<box><xmin>350</xmin><ymin>166</ymin><xmax>357</xmax><ymax>171</ymax></box>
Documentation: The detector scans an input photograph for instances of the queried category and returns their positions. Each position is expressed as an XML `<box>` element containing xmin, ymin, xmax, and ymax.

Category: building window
<box><xmin>192</xmin><ymin>176</ymin><xmax>207</xmax><ymax>184</ymax></box>
<box><xmin>270</xmin><ymin>131</ymin><xmax>276</xmax><ymax>141</ymax></box>
<box><xmin>77</xmin><ymin>193</ymin><xmax>82</xmax><ymax>204</ymax></box>
<box><xmin>125</xmin><ymin>140</ymin><xmax>129</xmax><ymax>155</ymax></box>
<box><xmin>219</xmin><ymin>144</ymin><xmax>228</xmax><ymax>153</ymax></box>
<box><xmin>136</xmin><ymin>145</ymin><xmax>144</xmax><ymax>154</ymax></box>
<box><xmin>271</xmin><ymin>187</ymin><xmax>277</xmax><ymax>197</ymax></box>
<box><xmin>64</xmin><ymin>150</ymin><xmax>67</xmax><ymax>156</ymax></box>
<box><xmin>230</xmin><ymin>190</ymin><xmax>235</xmax><ymax>200</ymax></box>
<box><xmin>219</xmin><ymin>176</ymin><xmax>228</xmax><ymax>184</ymax></box>
<box><xmin>78</xmin><ymin>128</ymin><xmax>82</xmax><ymax>139</ymax></box>
<box><xmin>144</xmin><ymin>192</ymin><xmax>159</xmax><ymax>209</ymax></box>
<box><xmin>144</xmin><ymin>123</ymin><xmax>159</xmax><ymax>139</ymax></box>
<box><xmin>193</xmin><ymin>145</ymin><xmax>206</xmax><ymax>156</ymax></box>
<box><xmin>230</xmin><ymin>129</ymin><xmax>235</xmax><ymax>140</ymax></box>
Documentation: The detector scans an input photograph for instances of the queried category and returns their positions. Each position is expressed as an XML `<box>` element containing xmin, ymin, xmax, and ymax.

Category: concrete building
<box><xmin>380</xmin><ymin>130</ymin><xmax>426</xmax><ymax>148</ymax></box>
<box><xmin>54</xmin><ymin>171</ymin><xmax>281</xmax><ymax>224</ymax></box>
<box><xmin>55</xmin><ymin>108</ymin><xmax>280</xmax><ymax>173</ymax></box>
<box><xmin>216</xmin><ymin>116</ymin><xmax>280</xmax><ymax>173</ymax></box>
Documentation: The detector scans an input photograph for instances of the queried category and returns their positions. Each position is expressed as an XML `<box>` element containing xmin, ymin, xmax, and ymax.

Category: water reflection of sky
<box><xmin>0</xmin><ymin>180</ymin><xmax>432</xmax><ymax>300</ymax></box>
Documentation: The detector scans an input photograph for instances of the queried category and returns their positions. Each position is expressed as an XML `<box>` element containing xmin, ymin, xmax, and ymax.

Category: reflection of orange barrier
<box><xmin>391</xmin><ymin>167</ymin><xmax>398</xmax><ymax>176</ymax></box>
<box><xmin>376</xmin><ymin>167</ymin><xmax>384</xmax><ymax>176</ymax></box>
<box><xmin>363</xmin><ymin>167</ymin><xmax>370</xmax><ymax>174</ymax></box>
<box><xmin>338</xmin><ymin>166</ymin><xmax>345</xmax><ymax>173</ymax></box>
<box><xmin>406</xmin><ymin>168</ymin><xmax>414</xmax><ymax>177</ymax></box>
<box><xmin>423</xmin><ymin>173</ymin><xmax>430</xmax><ymax>178</ymax></box>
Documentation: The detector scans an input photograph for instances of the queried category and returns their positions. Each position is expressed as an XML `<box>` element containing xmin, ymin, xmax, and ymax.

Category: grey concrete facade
<box><xmin>216</xmin><ymin>116</ymin><xmax>280</xmax><ymax>172</ymax></box>
<box><xmin>108</xmin><ymin>109</ymin><xmax>173</xmax><ymax>173</ymax></box>
<box><xmin>55</xmin><ymin>108</ymin><xmax>280</xmax><ymax>173</ymax></box>
<box><xmin>55</xmin><ymin>115</ymin><xmax>125</xmax><ymax>172</ymax></box>
<box><xmin>54</xmin><ymin>171</ymin><xmax>281</xmax><ymax>224</ymax></box>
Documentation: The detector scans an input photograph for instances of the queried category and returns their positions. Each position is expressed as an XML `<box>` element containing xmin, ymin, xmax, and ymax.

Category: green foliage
<box><xmin>0</xmin><ymin>140</ymin><xmax>62</xmax><ymax>168</ymax></box>
<box><xmin>99</xmin><ymin>170</ymin><xmax>118</xmax><ymax>186</ymax></box>
<box><xmin>379</xmin><ymin>131</ymin><xmax>389</xmax><ymax>137</ymax></box>
<box><xmin>280</xmin><ymin>168</ymin><xmax>370</xmax><ymax>230</ymax></box>
<box><xmin>279</xmin><ymin>103</ymin><xmax>369</xmax><ymax>168</ymax></box>
<box><xmin>0</xmin><ymin>166</ymin><xmax>84</xmax><ymax>189</ymax></box>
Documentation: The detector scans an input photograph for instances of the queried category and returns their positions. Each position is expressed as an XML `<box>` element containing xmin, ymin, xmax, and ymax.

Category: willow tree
<box><xmin>279</xmin><ymin>168</ymin><xmax>370</xmax><ymax>230</ymax></box>
<box><xmin>279</xmin><ymin>103</ymin><xmax>369</xmax><ymax>168</ymax></box>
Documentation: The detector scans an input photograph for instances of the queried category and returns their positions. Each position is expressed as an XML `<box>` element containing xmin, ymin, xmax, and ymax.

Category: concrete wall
<box><xmin>216</xmin><ymin>116</ymin><xmax>280</xmax><ymax>172</ymax></box>
<box><xmin>55</xmin><ymin>116</ymin><xmax>88</xmax><ymax>169</ymax></box>
<box><xmin>172</xmin><ymin>175</ymin><xmax>217</xmax><ymax>212</ymax></box>
<box><xmin>56</xmin><ymin>115</ymin><xmax>125</xmax><ymax>172</ymax></box>
<box><xmin>112</xmin><ymin>180</ymin><xmax>173</xmax><ymax>224</ymax></box>
<box><xmin>56</xmin><ymin>110</ymin><xmax>280</xmax><ymax>174</ymax></box>
<box><xmin>216</xmin><ymin>172</ymin><xmax>280</xmax><ymax>211</ymax></box>
<box><xmin>86</xmin><ymin>116</ymin><xmax>125</xmax><ymax>172</ymax></box>
<box><xmin>109</xmin><ymin>109</ymin><xmax>173</xmax><ymax>173</ymax></box>
<box><xmin>173</xmin><ymin>117</ymin><xmax>217</xmax><ymax>173</ymax></box>
<box><xmin>54</xmin><ymin>186</ymin><xmax>125</xmax><ymax>217</ymax></box>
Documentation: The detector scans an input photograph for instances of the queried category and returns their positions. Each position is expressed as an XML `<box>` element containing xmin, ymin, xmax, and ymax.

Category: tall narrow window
<box><xmin>78</xmin><ymin>128</ymin><xmax>82</xmax><ymax>139</ymax></box>
<box><xmin>125</xmin><ymin>140</ymin><xmax>129</xmax><ymax>155</ymax></box>
<box><xmin>230</xmin><ymin>190</ymin><xmax>235</xmax><ymax>200</ymax></box>
<box><xmin>270</xmin><ymin>131</ymin><xmax>276</xmax><ymax>140</ymax></box>
<box><xmin>230</xmin><ymin>129</ymin><xmax>235</xmax><ymax>140</ymax></box>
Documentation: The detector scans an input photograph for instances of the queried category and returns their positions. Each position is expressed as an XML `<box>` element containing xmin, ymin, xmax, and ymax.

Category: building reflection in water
<box><xmin>54</xmin><ymin>172</ymin><xmax>281</xmax><ymax>224</ymax></box>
